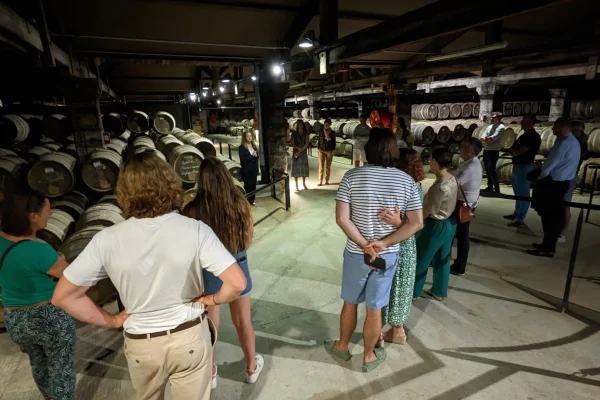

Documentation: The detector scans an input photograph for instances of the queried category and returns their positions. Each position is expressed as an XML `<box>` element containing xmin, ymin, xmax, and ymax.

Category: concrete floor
<box><xmin>1</xmin><ymin>139</ymin><xmax>600</xmax><ymax>399</ymax></box>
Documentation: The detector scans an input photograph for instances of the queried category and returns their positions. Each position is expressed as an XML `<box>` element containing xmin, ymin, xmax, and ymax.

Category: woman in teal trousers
<box><xmin>413</xmin><ymin>148</ymin><xmax>458</xmax><ymax>301</ymax></box>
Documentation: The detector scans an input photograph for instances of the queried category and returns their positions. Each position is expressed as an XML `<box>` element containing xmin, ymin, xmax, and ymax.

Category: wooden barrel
<box><xmin>0</xmin><ymin>115</ymin><xmax>30</xmax><ymax>146</ymax></box>
<box><xmin>152</xmin><ymin>111</ymin><xmax>176</xmax><ymax>135</ymax></box>
<box><xmin>133</xmin><ymin>135</ymin><xmax>155</xmax><ymax>150</ymax></box>
<box><xmin>82</xmin><ymin>149</ymin><xmax>122</xmax><ymax>192</ymax></box>
<box><xmin>60</xmin><ymin>225</ymin><xmax>104</xmax><ymax>262</ymax></box>
<box><xmin>98</xmin><ymin>194</ymin><xmax>119</xmax><ymax>206</ymax></box>
<box><xmin>496</xmin><ymin>158</ymin><xmax>513</xmax><ymax>183</ymax></box>
<box><xmin>309</xmin><ymin>133</ymin><xmax>318</xmax><ymax>147</ymax></box>
<box><xmin>412</xmin><ymin>124</ymin><xmax>436</xmax><ymax>145</ymax></box>
<box><xmin>431</xmin><ymin>122</ymin><xmax>451</xmax><ymax>144</ymax></box>
<box><xmin>102</xmin><ymin>113</ymin><xmax>127</xmax><ymax>138</ymax></box>
<box><xmin>344</xmin><ymin>121</ymin><xmax>361</xmax><ymax>138</ymax></box>
<box><xmin>449</xmin><ymin>142</ymin><xmax>461</xmax><ymax>154</ymax></box>
<box><xmin>587</xmin><ymin>125</ymin><xmax>600</xmax><ymax>154</ymax></box>
<box><xmin>118</xmin><ymin>130</ymin><xmax>131</xmax><ymax>142</ymax></box>
<box><xmin>522</xmin><ymin>102</ymin><xmax>532</xmax><ymax>115</ymax></box>
<box><xmin>331</xmin><ymin>120</ymin><xmax>346</xmax><ymax>136</ymax></box>
<box><xmin>106</xmin><ymin>139</ymin><xmax>127</xmax><ymax>156</ymax></box>
<box><xmin>0</xmin><ymin>156</ymin><xmax>29</xmax><ymax>203</ymax></box>
<box><xmin>503</xmin><ymin>102</ymin><xmax>513</xmax><ymax>116</ymax></box>
<box><xmin>37</xmin><ymin>209</ymin><xmax>75</xmax><ymax>250</ymax></box>
<box><xmin>28</xmin><ymin>152</ymin><xmax>77</xmax><ymax>197</ymax></box>
<box><xmin>156</xmin><ymin>135</ymin><xmax>184</xmax><ymax>159</ymax></box>
<box><xmin>43</xmin><ymin>143</ymin><xmax>63</xmax><ymax>152</ymax></box>
<box><xmin>292</xmin><ymin>110</ymin><xmax>302</xmax><ymax>118</ymax></box>
<box><xmin>578</xmin><ymin>158</ymin><xmax>600</xmax><ymax>189</ymax></box>
<box><xmin>447</xmin><ymin>121</ymin><xmax>466</xmax><ymax>142</ymax></box>
<box><xmin>134</xmin><ymin>147</ymin><xmax>167</xmax><ymax>161</ymax></box>
<box><xmin>451</xmin><ymin>153</ymin><xmax>464</xmax><ymax>169</ymax></box>
<box><xmin>172</xmin><ymin>127</ymin><xmax>187</xmax><ymax>140</ymax></box>
<box><xmin>75</xmin><ymin>203</ymin><xmax>124</xmax><ymax>232</ymax></box>
<box><xmin>303</xmin><ymin>119</ymin><xmax>314</xmax><ymax>134</ymax></box>
<box><xmin>40</xmin><ymin>114</ymin><xmax>68</xmax><ymax>140</ymax></box>
<box><xmin>501</xmin><ymin>127</ymin><xmax>516</xmax><ymax>149</ymax></box>
<box><xmin>334</xmin><ymin>137</ymin><xmax>345</xmax><ymax>156</ymax></box>
<box><xmin>539</xmin><ymin>101</ymin><xmax>550</xmax><ymax>115</ymax></box>
<box><xmin>19</xmin><ymin>115</ymin><xmax>43</xmax><ymax>145</ymax></box>
<box><xmin>473</xmin><ymin>103</ymin><xmax>480</xmax><ymax>118</ymax></box>
<box><xmin>310</xmin><ymin>119</ymin><xmax>323</xmax><ymax>133</ymax></box>
<box><xmin>51</xmin><ymin>191</ymin><xmax>88</xmax><ymax>220</ymax></box>
<box><xmin>127</xmin><ymin>110</ymin><xmax>150</xmax><ymax>134</ymax></box>
<box><xmin>461</xmin><ymin>103</ymin><xmax>473</xmax><ymax>118</ymax></box>
<box><xmin>183</xmin><ymin>187</ymin><xmax>197</xmax><ymax>207</ymax></box>
<box><xmin>217</xmin><ymin>155</ymin><xmax>242</xmax><ymax>181</ymax></box>
<box><xmin>27</xmin><ymin>146</ymin><xmax>52</xmax><ymax>161</ymax></box>
<box><xmin>342</xmin><ymin>139</ymin><xmax>355</xmax><ymax>158</ymax></box>
<box><xmin>168</xmin><ymin>145</ymin><xmax>204</xmax><ymax>184</ymax></box>
<box><xmin>301</xmin><ymin>108</ymin><xmax>311</xmax><ymax>119</ymax></box>
<box><xmin>412</xmin><ymin>104</ymin><xmax>438</xmax><ymax>120</ymax></box>
<box><xmin>438</xmin><ymin>104</ymin><xmax>450</xmax><ymax>120</ymax></box>
<box><xmin>538</xmin><ymin>127</ymin><xmax>556</xmax><ymax>155</ymax></box>
<box><xmin>449</xmin><ymin>103</ymin><xmax>462</xmax><ymax>119</ymax></box>
<box><xmin>181</xmin><ymin>134</ymin><xmax>216</xmax><ymax>158</ymax></box>
<box><xmin>513</xmin><ymin>102</ymin><xmax>523</xmax><ymax>116</ymax></box>
<box><xmin>472</xmin><ymin>124</ymin><xmax>489</xmax><ymax>141</ymax></box>
<box><xmin>464</xmin><ymin>121</ymin><xmax>479</xmax><ymax>138</ymax></box>
<box><xmin>531</xmin><ymin>102</ymin><xmax>540</xmax><ymax>115</ymax></box>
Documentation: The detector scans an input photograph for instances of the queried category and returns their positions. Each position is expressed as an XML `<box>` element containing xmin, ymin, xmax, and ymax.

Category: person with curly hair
<box><xmin>52</xmin><ymin>151</ymin><xmax>247</xmax><ymax>400</ymax></box>
<box><xmin>378</xmin><ymin>148</ymin><xmax>424</xmax><ymax>344</ymax></box>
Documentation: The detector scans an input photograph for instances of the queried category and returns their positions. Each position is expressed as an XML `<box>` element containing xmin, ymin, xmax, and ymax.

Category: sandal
<box><xmin>324</xmin><ymin>339</ymin><xmax>352</xmax><ymax>361</ymax></box>
<box><xmin>425</xmin><ymin>290</ymin><xmax>444</xmax><ymax>301</ymax></box>
<box><xmin>362</xmin><ymin>347</ymin><xmax>386</xmax><ymax>372</ymax></box>
<box><xmin>383</xmin><ymin>328</ymin><xmax>407</xmax><ymax>345</ymax></box>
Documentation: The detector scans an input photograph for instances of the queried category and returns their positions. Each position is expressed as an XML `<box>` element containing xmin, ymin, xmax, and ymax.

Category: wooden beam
<box><xmin>585</xmin><ymin>56</ymin><xmax>599</xmax><ymax>80</ymax></box>
<box><xmin>282</xmin><ymin>0</ymin><xmax>318</xmax><ymax>48</ymax></box>
<box><xmin>405</xmin><ymin>31</ymin><xmax>465</xmax><ymax>69</ymax></box>
<box><xmin>325</xmin><ymin>0</ymin><xmax>570</xmax><ymax>63</ymax></box>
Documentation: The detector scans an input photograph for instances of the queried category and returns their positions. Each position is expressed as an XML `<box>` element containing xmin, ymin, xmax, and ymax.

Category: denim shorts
<box><xmin>341</xmin><ymin>250</ymin><xmax>398</xmax><ymax>310</ymax></box>
<box><xmin>203</xmin><ymin>250</ymin><xmax>252</xmax><ymax>296</ymax></box>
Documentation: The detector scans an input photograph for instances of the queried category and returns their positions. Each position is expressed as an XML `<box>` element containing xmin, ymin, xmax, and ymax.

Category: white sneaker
<box><xmin>557</xmin><ymin>235</ymin><xmax>567</xmax><ymax>244</ymax></box>
<box><xmin>245</xmin><ymin>354</ymin><xmax>264</xmax><ymax>384</ymax></box>
<box><xmin>211</xmin><ymin>365</ymin><xmax>217</xmax><ymax>390</ymax></box>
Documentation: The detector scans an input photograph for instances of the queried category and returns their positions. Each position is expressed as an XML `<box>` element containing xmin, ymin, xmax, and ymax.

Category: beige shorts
<box><xmin>353</xmin><ymin>139</ymin><xmax>368</xmax><ymax>163</ymax></box>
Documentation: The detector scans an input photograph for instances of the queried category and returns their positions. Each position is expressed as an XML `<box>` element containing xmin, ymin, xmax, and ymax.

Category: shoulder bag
<box><xmin>454</xmin><ymin>177</ymin><xmax>475</xmax><ymax>223</ymax></box>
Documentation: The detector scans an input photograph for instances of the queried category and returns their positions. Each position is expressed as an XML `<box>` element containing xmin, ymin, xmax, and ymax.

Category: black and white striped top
<box><xmin>335</xmin><ymin>165</ymin><xmax>423</xmax><ymax>254</ymax></box>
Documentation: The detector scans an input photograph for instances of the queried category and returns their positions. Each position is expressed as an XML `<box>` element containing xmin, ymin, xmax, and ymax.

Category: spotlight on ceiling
<box><xmin>222</xmin><ymin>74</ymin><xmax>232</xmax><ymax>83</ymax></box>
<box><xmin>202</xmin><ymin>92</ymin><xmax>207</xmax><ymax>97</ymax></box>
<box><xmin>202</xmin><ymin>85</ymin><xmax>209</xmax><ymax>90</ymax></box>
<box><xmin>219</xmin><ymin>86</ymin><xmax>225</xmax><ymax>93</ymax></box>
<box><xmin>272</xmin><ymin>64</ymin><xmax>283</xmax><ymax>75</ymax></box>
<box><xmin>251</xmin><ymin>75</ymin><xmax>257</xmax><ymax>81</ymax></box>
<box><xmin>217</xmin><ymin>99</ymin><xmax>222</xmax><ymax>105</ymax></box>
<box><xmin>189</xmin><ymin>93</ymin><xmax>197</xmax><ymax>101</ymax></box>
<box><xmin>299</xmin><ymin>30</ymin><xmax>317</xmax><ymax>48</ymax></box>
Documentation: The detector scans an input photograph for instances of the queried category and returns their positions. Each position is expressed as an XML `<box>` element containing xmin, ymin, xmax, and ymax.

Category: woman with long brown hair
<box><xmin>291</xmin><ymin>119</ymin><xmax>310</xmax><ymax>191</ymax></box>
<box><xmin>378</xmin><ymin>148</ymin><xmax>424</xmax><ymax>344</ymax></box>
<box><xmin>184</xmin><ymin>156</ymin><xmax>264</xmax><ymax>389</ymax></box>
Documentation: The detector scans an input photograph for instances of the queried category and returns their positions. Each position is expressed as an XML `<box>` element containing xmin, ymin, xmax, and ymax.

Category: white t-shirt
<box><xmin>64</xmin><ymin>212</ymin><xmax>235</xmax><ymax>334</ymax></box>
<box><xmin>335</xmin><ymin>165</ymin><xmax>422</xmax><ymax>255</ymax></box>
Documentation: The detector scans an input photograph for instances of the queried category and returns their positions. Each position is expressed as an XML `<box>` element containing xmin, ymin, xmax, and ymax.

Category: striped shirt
<box><xmin>335</xmin><ymin>165</ymin><xmax>422</xmax><ymax>254</ymax></box>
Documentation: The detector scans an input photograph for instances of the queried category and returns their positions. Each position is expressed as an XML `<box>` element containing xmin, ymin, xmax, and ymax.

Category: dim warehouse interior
<box><xmin>0</xmin><ymin>0</ymin><xmax>600</xmax><ymax>399</ymax></box>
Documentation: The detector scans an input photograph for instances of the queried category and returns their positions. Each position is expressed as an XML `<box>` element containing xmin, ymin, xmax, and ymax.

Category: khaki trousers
<box><xmin>318</xmin><ymin>149</ymin><xmax>334</xmax><ymax>182</ymax></box>
<box><xmin>124</xmin><ymin>320</ymin><xmax>213</xmax><ymax>400</ymax></box>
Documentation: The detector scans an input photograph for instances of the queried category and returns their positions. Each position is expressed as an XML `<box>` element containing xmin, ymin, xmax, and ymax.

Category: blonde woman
<box><xmin>184</xmin><ymin>156</ymin><xmax>264</xmax><ymax>389</ymax></box>
<box><xmin>239</xmin><ymin>131</ymin><xmax>259</xmax><ymax>205</ymax></box>
<box><xmin>53</xmin><ymin>151</ymin><xmax>246</xmax><ymax>400</ymax></box>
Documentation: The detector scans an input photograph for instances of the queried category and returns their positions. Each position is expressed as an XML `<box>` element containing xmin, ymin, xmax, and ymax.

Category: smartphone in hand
<box><xmin>364</xmin><ymin>253</ymin><xmax>386</xmax><ymax>271</ymax></box>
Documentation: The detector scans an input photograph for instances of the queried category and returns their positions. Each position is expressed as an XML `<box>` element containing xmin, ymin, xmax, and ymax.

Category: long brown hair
<box><xmin>183</xmin><ymin>156</ymin><xmax>252</xmax><ymax>254</ymax></box>
<box><xmin>398</xmin><ymin>148</ymin><xmax>424</xmax><ymax>182</ymax></box>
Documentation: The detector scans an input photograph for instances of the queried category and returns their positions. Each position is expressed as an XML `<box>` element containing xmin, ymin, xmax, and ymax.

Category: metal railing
<box><xmin>245</xmin><ymin>168</ymin><xmax>290</xmax><ymax>226</ymax></box>
<box><xmin>478</xmin><ymin>191</ymin><xmax>600</xmax><ymax>312</ymax></box>
<box><xmin>307</xmin><ymin>143</ymin><xmax>354</xmax><ymax>165</ymax></box>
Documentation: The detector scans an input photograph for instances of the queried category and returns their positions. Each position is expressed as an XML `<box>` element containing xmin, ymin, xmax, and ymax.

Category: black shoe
<box><xmin>507</xmin><ymin>221</ymin><xmax>525</xmax><ymax>227</ymax></box>
<box><xmin>526</xmin><ymin>249</ymin><xmax>555</xmax><ymax>258</ymax></box>
<box><xmin>450</xmin><ymin>264</ymin><xmax>465</xmax><ymax>276</ymax></box>
<box><xmin>503</xmin><ymin>213</ymin><xmax>516</xmax><ymax>220</ymax></box>
<box><xmin>450</xmin><ymin>270</ymin><xmax>465</xmax><ymax>276</ymax></box>
<box><xmin>531</xmin><ymin>243</ymin><xmax>543</xmax><ymax>249</ymax></box>
<box><xmin>482</xmin><ymin>188</ymin><xmax>494</xmax><ymax>193</ymax></box>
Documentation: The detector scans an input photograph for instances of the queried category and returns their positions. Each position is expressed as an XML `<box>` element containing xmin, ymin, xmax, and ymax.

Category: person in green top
<box><xmin>0</xmin><ymin>190</ymin><xmax>75</xmax><ymax>400</ymax></box>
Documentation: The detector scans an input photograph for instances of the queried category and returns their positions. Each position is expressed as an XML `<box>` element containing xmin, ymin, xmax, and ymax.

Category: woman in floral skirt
<box><xmin>379</xmin><ymin>148</ymin><xmax>424</xmax><ymax>344</ymax></box>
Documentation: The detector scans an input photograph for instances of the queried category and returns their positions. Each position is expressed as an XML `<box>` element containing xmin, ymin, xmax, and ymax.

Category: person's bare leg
<box><xmin>294</xmin><ymin>177</ymin><xmax>299</xmax><ymax>191</ymax></box>
<box><xmin>363</xmin><ymin>307</ymin><xmax>381</xmax><ymax>363</ymax></box>
<box><xmin>303</xmin><ymin>177</ymin><xmax>308</xmax><ymax>190</ymax></box>
<box><xmin>561</xmin><ymin>207</ymin><xmax>571</xmax><ymax>235</ymax></box>
<box><xmin>334</xmin><ymin>302</ymin><xmax>357</xmax><ymax>351</ymax></box>
<box><xmin>206</xmin><ymin>305</ymin><xmax>221</xmax><ymax>376</ymax></box>
<box><xmin>229</xmin><ymin>295</ymin><xmax>257</xmax><ymax>372</ymax></box>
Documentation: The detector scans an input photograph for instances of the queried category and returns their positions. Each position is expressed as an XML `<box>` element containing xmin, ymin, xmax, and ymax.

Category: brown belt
<box><xmin>4</xmin><ymin>300</ymin><xmax>51</xmax><ymax>311</ymax></box>
<box><xmin>124</xmin><ymin>314</ymin><xmax>205</xmax><ymax>340</ymax></box>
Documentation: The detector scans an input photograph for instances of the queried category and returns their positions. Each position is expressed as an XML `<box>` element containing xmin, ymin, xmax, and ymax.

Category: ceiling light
<box><xmin>222</xmin><ymin>74</ymin><xmax>232</xmax><ymax>83</ymax></box>
<box><xmin>189</xmin><ymin>93</ymin><xmax>197</xmax><ymax>101</ymax></box>
<box><xmin>202</xmin><ymin>85</ymin><xmax>209</xmax><ymax>90</ymax></box>
<box><xmin>217</xmin><ymin>99</ymin><xmax>221</xmax><ymax>104</ymax></box>
<box><xmin>251</xmin><ymin>75</ymin><xmax>257</xmax><ymax>81</ymax></box>
<box><xmin>202</xmin><ymin>92</ymin><xmax>207</xmax><ymax>97</ymax></box>
<box><xmin>219</xmin><ymin>86</ymin><xmax>225</xmax><ymax>93</ymax></box>
<box><xmin>426</xmin><ymin>41</ymin><xmax>508</xmax><ymax>62</ymax></box>
<box><xmin>234</xmin><ymin>84</ymin><xmax>238</xmax><ymax>95</ymax></box>
<box><xmin>299</xmin><ymin>30</ymin><xmax>317</xmax><ymax>48</ymax></box>
<box><xmin>272</xmin><ymin>65</ymin><xmax>282</xmax><ymax>75</ymax></box>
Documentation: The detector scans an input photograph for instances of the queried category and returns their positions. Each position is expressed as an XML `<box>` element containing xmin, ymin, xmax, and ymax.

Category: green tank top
<box><xmin>0</xmin><ymin>236</ymin><xmax>59</xmax><ymax>307</ymax></box>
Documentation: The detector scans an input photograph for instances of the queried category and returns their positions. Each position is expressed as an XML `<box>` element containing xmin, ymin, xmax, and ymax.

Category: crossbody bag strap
<box><xmin>0</xmin><ymin>240</ymin><xmax>30</xmax><ymax>273</ymax></box>
<box><xmin>454</xmin><ymin>176</ymin><xmax>469</xmax><ymax>205</ymax></box>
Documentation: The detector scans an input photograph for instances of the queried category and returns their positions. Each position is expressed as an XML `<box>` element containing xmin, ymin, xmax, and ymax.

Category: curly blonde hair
<box><xmin>184</xmin><ymin>156</ymin><xmax>252</xmax><ymax>254</ymax></box>
<box><xmin>116</xmin><ymin>150</ymin><xmax>183</xmax><ymax>219</ymax></box>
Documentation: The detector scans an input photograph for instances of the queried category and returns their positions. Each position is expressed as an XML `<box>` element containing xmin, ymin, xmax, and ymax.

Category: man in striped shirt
<box><xmin>325</xmin><ymin>129</ymin><xmax>423</xmax><ymax>372</ymax></box>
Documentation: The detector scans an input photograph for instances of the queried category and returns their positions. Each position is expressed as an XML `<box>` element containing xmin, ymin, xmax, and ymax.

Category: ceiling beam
<box><xmin>325</xmin><ymin>0</ymin><xmax>571</xmax><ymax>63</ymax></box>
<box><xmin>78</xmin><ymin>50</ymin><xmax>259</xmax><ymax>64</ymax></box>
<box><xmin>282</xmin><ymin>0</ymin><xmax>318</xmax><ymax>48</ymax></box>
<box><xmin>404</xmin><ymin>31</ymin><xmax>466</xmax><ymax>69</ymax></box>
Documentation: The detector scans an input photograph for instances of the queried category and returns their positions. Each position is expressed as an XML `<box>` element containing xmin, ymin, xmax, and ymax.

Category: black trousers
<box><xmin>533</xmin><ymin>178</ymin><xmax>569</xmax><ymax>253</ymax></box>
<box><xmin>243</xmin><ymin>174</ymin><xmax>257</xmax><ymax>204</ymax></box>
<box><xmin>452</xmin><ymin>220</ymin><xmax>471</xmax><ymax>274</ymax></box>
<box><xmin>483</xmin><ymin>150</ymin><xmax>500</xmax><ymax>192</ymax></box>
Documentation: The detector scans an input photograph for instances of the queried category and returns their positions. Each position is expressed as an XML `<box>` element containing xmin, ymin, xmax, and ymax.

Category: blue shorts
<box><xmin>341</xmin><ymin>250</ymin><xmax>398</xmax><ymax>310</ymax></box>
<box><xmin>203</xmin><ymin>250</ymin><xmax>252</xmax><ymax>296</ymax></box>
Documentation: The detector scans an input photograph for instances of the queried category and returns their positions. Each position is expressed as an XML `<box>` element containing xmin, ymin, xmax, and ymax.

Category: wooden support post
<box><xmin>476</xmin><ymin>83</ymin><xmax>497</xmax><ymax>122</ymax></box>
<box><xmin>549</xmin><ymin>88</ymin><xmax>568</xmax><ymax>122</ymax></box>
<box><xmin>585</xmin><ymin>56</ymin><xmax>599</xmax><ymax>80</ymax></box>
